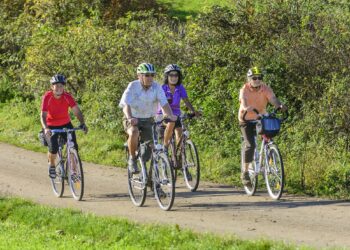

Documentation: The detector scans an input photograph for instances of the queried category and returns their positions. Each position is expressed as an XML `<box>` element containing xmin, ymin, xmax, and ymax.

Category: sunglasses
<box><xmin>252</xmin><ymin>76</ymin><xmax>263</xmax><ymax>80</ymax></box>
<box><xmin>144</xmin><ymin>73</ymin><xmax>155</xmax><ymax>77</ymax></box>
<box><xmin>168</xmin><ymin>73</ymin><xmax>179</xmax><ymax>77</ymax></box>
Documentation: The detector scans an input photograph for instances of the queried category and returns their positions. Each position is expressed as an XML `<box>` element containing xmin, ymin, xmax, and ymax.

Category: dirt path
<box><xmin>0</xmin><ymin>142</ymin><xmax>349</xmax><ymax>248</ymax></box>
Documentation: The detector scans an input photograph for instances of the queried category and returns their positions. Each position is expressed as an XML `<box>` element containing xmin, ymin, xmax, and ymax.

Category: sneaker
<box><xmin>156</xmin><ymin>185</ymin><xmax>167</xmax><ymax>198</ymax></box>
<box><xmin>241</xmin><ymin>171</ymin><xmax>252</xmax><ymax>187</ymax></box>
<box><xmin>48</xmin><ymin>165</ymin><xmax>56</xmax><ymax>179</ymax></box>
<box><xmin>128</xmin><ymin>157</ymin><xmax>139</xmax><ymax>174</ymax></box>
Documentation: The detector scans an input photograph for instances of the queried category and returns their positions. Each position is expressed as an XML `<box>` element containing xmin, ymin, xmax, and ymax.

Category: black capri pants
<box><xmin>240</xmin><ymin>122</ymin><xmax>256</xmax><ymax>163</ymax></box>
<box><xmin>47</xmin><ymin>122</ymin><xmax>78</xmax><ymax>154</ymax></box>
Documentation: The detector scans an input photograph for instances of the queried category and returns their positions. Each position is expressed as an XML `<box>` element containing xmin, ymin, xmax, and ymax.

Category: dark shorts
<box><xmin>47</xmin><ymin>122</ymin><xmax>78</xmax><ymax>154</ymax></box>
<box><xmin>123</xmin><ymin>117</ymin><xmax>154</xmax><ymax>143</ymax></box>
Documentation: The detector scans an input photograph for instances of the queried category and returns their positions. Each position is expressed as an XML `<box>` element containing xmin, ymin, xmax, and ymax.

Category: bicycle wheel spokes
<box><xmin>127</xmin><ymin>158</ymin><xmax>147</xmax><ymax>207</ymax></box>
<box><xmin>153</xmin><ymin>153</ymin><xmax>175</xmax><ymax>211</ymax></box>
<box><xmin>265</xmin><ymin>144</ymin><xmax>284</xmax><ymax>200</ymax></box>
<box><xmin>67</xmin><ymin>149</ymin><xmax>84</xmax><ymax>201</ymax></box>
<box><xmin>183</xmin><ymin>140</ymin><xmax>200</xmax><ymax>192</ymax></box>
<box><xmin>50</xmin><ymin>159</ymin><xmax>65</xmax><ymax>197</ymax></box>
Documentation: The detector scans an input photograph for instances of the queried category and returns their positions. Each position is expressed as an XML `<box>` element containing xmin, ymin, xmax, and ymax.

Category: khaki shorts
<box><xmin>123</xmin><ymin>117</ymin><xmax>154</xmax><ymax>143</ymax></box>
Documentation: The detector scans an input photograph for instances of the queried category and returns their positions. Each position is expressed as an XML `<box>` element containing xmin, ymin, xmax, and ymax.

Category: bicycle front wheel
<box><xmin>50</xmin><ymin>153</ymin><xmax>65</xmax><ymax>197</ymax></box>
<box><xmin>153</xmin><ymin>152</ymin><xmax>175</xmax><ymax>211</ymax></box>
<box><xmin>182</xmin><ymin>140</ymin><xmax>200</xmax><ymax>192</ymax></box>
<box><xmin>127</xmin><ymin>157</ymin><xmax>147</xmax><ymax>207</ymax></box>
<box><xmin>67</xmin><ymin>148</ymin><xmax>84</xmax><ymax>201</ymax></box>
<box><xmin>264</xmin><ymin>144</ymin><xmax>284</xmax><ymax>200</ymax></box>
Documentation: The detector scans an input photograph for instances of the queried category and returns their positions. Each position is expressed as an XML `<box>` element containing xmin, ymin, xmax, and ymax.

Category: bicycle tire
<box><xmin>182</xmin><ymin>140</ymin><xmax>200</xmax><ymax>192</ymax></box>
<box><xmin>264</xmin><ymin>143</ymin><xmax>284</xmax><ymax>200</ymax></box>
<box><xmin>127</xmin><ymin>153</ymin><xmax>147</xmax><ymax>207</ymax></box>
<box><xmin>241</xmin><ymin>142</ymin><xmax>258</xmax><ymax>196</ymax></box>
<box><xmin>168</xmin><ymin>138</ymin><xmax>178</xmax><ymax>183</ymax></box>
<box><xmin>153</xmin><ymin>152</ymin><xmax>175</xmax><ymax>211</ymax></box>
<box><xmin>50</xmin><ymin>150</ymin><xmax>65</xmax><ymax>197</ymax></box>
<box><xmin>67</xmin><ymin>148</ymin><xmax>84</xmax><ymax>201</ymax></box>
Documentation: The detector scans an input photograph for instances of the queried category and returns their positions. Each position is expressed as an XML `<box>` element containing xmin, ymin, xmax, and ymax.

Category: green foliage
<box><xmin>2</xmin><ymin>0</ymin><xmax>350</xmax><ymax>197</ymax></box>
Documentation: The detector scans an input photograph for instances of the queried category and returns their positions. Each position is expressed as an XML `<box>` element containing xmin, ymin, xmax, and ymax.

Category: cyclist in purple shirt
<box><xmin>158</xmin><ymin>64</ymin><xmax>200</xmax><ymax>153</ymax></box>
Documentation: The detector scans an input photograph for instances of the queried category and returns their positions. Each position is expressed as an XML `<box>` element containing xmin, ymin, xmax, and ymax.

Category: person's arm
<box><xmin>183</xmin><ymin>98</ymin><xmax>201</xmax><ymax>117</ymax></box>
<box><xmin>161</xmin><ymin>103</ymin><xmax>176</xmax><ymax>121</ymax></box>
<box><xmin>266</xmin><ymin>85</ymin><xmax>288</xmax><ymax>111</ymax></box>
<box><xmin>239</xmin><ymin>88</ymin><xmax>255</xmax><ymax>112</ymax></box>
<box><xmin>40</xmin><ymin>111</ymin><xmax>51</xmax><ymax>136</ymax></box>
<box><xmin>71</xmin><ymin>105</ymin><xmax>88</xmax><ymax>133</ymax></box>
<box><xmin>123</xmin><ymin>105</ymin><xmax>138</xmax><ymax>126</ymax></box>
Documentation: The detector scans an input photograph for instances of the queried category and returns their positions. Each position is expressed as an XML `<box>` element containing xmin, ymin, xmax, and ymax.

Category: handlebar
<box><xmin>242</xmin><ymin>108</ymin><xmax>288</xmax><ymax>122</ymax></box>
<box><xmin>50</xmin><ymin>127</ymin><xmax>84</xmax><ymax>134</ymax></box>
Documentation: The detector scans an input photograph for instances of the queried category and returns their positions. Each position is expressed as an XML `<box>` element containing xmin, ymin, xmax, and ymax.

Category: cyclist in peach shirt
<box><xmin>238</xmin><ymin>67</ymin><xmax>287</xmax><ymax>186</ymax></box>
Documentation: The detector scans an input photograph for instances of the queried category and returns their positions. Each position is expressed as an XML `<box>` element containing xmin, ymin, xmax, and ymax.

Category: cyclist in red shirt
<box><xmin>40</xmin><ymin>74</ymin><xmax>88</xmax><ymax>178</ymax></box>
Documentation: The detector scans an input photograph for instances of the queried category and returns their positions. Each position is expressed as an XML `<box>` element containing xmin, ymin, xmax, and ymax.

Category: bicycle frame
<box><xmin>170</xmin><ymin>114</ymin><xmax>193</xmax><ymax>166</ymax></box>
<box><xmin>51</xmin><ymin>128</ymin><xmax>81</xmax><ymax>175</ymax></box>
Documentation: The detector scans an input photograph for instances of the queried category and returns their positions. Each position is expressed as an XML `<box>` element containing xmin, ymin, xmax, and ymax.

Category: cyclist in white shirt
<box><xmin>119</xmin><ymin>63</ymin><xmax>176</xmax><ymax>173</ymax></box>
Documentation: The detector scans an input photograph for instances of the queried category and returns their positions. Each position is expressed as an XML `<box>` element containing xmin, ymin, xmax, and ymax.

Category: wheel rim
<box><xmin>127</xmin><ymin>158</ymin><xmax>147</xmax><ymax>207</ymax></box>
<box><xmin>68</xmin><ymin>150</ymin><xmax>84</xmax><ymax>201</ymax></box>
<box><xmin>183</xmin><ymin>141</ymin><xmax>200</xmax><ymax>191</ymax></box>
<box><xmin>154</xmin><ymin>153</ymin><xmax>175</xmax><ymax>211</ymax></box>
<box><xmin>50</xmin><ymin>162</ymin><xmax>64</xmax><ymax>197</ymax></box>
<box><xmin>265</xmin><ymin>145</ymin><xmax>284</xmax><ymax>199</ymax></box>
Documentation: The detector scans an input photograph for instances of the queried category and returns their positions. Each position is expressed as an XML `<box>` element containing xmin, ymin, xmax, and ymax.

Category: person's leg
<box><xmin>47</xmin><ymin>131</ymin><xmax>59</xmax><ymax>178</ymax></box>
<box><xmin>240</xmin><ymin>122</ymin><xmax>256</xmax><ymax>185</ymax></box>
<box><xmin>163</xmin><ymin>121</ymin><xmax>175</xmax><ymax>148</ymax></box>
<box><xmin>127</xmin><ymin>126</ymin><xmax>139</xmax><ymax>159</ymax></box>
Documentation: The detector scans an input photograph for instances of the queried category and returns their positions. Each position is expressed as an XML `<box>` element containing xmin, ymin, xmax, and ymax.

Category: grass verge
<box><xmin>0</xmin><ymin>197</ymin><xmax>306</xmax><ymax>250</ymax></box>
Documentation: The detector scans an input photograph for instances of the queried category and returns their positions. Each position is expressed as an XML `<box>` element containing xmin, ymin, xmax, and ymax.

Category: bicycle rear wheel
<box><xmin>241</xmin><ymin>142</ymin><xmax>258</xmax><ymax>196</ymax></box>
<box><xmin>153</xmin><ymin>152</ymin><xmax>175</xmax><ymax>211</ymax></box>
<box><xmin>50</xmin><ymin>152</ymin><xmax>65</xmax><ymax>197</ymax></box>
<box><xmin>264</xmin><ymin>144</ymin><xmax>284</xmax><ymax>200</ymax></box>
<box><xmin>67</xmin><ymin>148</ymin><xmax>84</xmax><ymax>201</ymax></box>
<box><xmin>182</xmin><ymin>140</ymin><xmax>200</xmax><ymax>192</ymax></box>
<box><xmin>127</xmin><ymin>155</ymin><xmax>147</xmax><ymax>207</ymax></box>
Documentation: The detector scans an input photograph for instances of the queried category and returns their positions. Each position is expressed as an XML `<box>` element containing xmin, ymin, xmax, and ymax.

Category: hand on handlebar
<box><xmin>278</xmin><ymin>104</ymin><xmax>288</xmax><ymax>112</ymax></box>
<box><xmin>79</xmin><ymin>123</ymin><xmax>89</xmax><ymax>134</ymax></box>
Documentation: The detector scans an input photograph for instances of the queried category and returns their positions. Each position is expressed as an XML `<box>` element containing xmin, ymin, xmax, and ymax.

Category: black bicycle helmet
<box><xmin>50</xmin><ymin>74</ymin><xmax>66</xmax><ymax>85</ymax></box>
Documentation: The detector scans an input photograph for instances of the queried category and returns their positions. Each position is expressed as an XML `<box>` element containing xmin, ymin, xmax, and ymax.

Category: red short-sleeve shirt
<box><xmin>41</xmin><ymin>91</ymin><xmax>77</xmax><ymax>126</ymax></box>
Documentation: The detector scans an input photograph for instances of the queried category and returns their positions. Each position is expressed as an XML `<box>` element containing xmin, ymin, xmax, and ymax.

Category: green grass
<box><xmin>0</xmin><ymin>197</ymin><xmax>305</xmax><ymax>250</ymax></box>
<box><xmin>157</xmin><ymin>0</ymin><xmax>233</xmax><ymax>19</ymax></box>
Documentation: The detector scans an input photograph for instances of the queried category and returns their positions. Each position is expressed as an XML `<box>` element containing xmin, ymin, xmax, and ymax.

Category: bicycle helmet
<box><xmin>50</xmin><ymin>74</ymin><xmax>66</xmax><ymax>85</ymax></box>
<box><xmin>247</xmin><ymin>66</ymin><xmax>263</xmax><ymax>77</ymax></box>
<box><xmin>164</xmin><ymin>64</ymin><xmax>181</xmax><ymax>74</ymax></box>
<box><xmin>137</xmin><ymin>63</ymin><xmax>156</xmax><ymax>74</ymax></box>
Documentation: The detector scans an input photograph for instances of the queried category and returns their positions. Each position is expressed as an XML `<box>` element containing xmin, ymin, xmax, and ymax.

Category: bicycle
<box><xmin>241</xmin><ymin>109</ymin><xmax>288</xmax><ymax>200</ymax></box>
<box><xmin>125</xmin><ymin>118</ymin><xmax>175</xmax><ymax>211</ymax></box>
<box><xmin>49</xmin><ymin>127</ymin><xmax>84</xmax><ymax>201</ymax></box>
<box><xmin>167</xmin><ymin>113</ymin><xmax>200</xmax><ymax>192</ymax></box>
